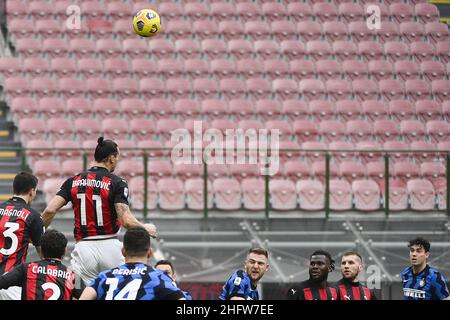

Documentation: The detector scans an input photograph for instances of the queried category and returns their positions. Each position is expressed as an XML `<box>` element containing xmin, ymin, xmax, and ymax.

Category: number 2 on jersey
<box><xmin>0</xmin><ymin>222</ymin><xmax>20</xmax><ymax>255</ymax></box>
<box><xmin>76</xmin><ymin>194</ymin><xmax>104</xmax><ymax>226</ymax></box>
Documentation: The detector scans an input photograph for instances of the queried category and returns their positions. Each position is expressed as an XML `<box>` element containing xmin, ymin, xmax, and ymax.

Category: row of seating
<box><xmin>16</xmin><ymin>116</ymin><xmax>449</xmax><ymax>142</ymax></box>
<box><xmin>10</xmin><ymin>97</ymin><xmax>450</xmax><ymax>122</ymax></box>
<box><xmin>5</xmin><ymin>76</ymin><xmax>449</xmax><ymax>102</ymax></box>
<box><xmin>2</xmin><ymin>57</ymin><xmax>449</xmax><ymax>83</ymax></box>
<box><xmin>41</xmin><ymin>177</ymin><xmax>447</xmax><ymax>212</ymax></box>
<box><xmin>6</xmin><ymin>1</ymin><xmax>440</xmax><ymax>25</ymax></box>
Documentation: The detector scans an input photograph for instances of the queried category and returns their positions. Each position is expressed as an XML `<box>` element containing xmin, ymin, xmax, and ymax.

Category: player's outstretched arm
<box><xmin>115</xmin><ymin>203</ymin><xmax>157</xmax><ymax>238</ymax></box>
<box><xmin>41</xmin><ymin>195</ymin><xmax>67</xmax><ymax>228</ymax></box>
<box><xmin>79</xmin><ymin>287</ymin><xmax>97</xmax><ymax>300</ymax></box>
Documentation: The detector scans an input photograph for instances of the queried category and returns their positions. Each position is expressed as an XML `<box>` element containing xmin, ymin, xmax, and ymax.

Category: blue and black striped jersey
<box><xmin>88</xmin><ymin>262</ymin><xmax>185</xmax><ymax>300</ymax></box>
<box><xmin>219</xmin><ymin>270</ymin><xmax>259</xmax><ymax>300</ymax></box>
<box><xmin>402</xmin><ymin>265</ymin><xmax>450</xmax><ymax>300</ymax></box>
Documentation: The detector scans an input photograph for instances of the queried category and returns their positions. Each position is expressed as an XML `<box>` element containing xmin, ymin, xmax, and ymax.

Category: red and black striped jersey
<box><xmin>0</xmin><ymin>259</ymin><xmax>75</xmax><ymax>300</ymax></box>
<box><xmin>0</xmin><ymin>197</ymin><xmax>44</xmax><ymax>274</ymax></box>
<box><xmin>286</xmin><ymin>279</ymin><xmax>340</xmax><ymax>300</ymax></box>
<box><xmin>335</xmin><ymin>278</ymin><xmax>377</xmax><ymax>300</ymax></box>
<box><xmin>57</xmin><ymin>167</ymin><xmax>129</xmax><ymax>241</ymax></box>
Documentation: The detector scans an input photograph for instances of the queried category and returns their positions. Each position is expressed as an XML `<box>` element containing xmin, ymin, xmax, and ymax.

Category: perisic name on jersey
<box><xmin>31</xmin><ymin>265</ymin><xmax>72</xmax><ymax>280</ymax></box>
<box><xmin>112</xmin><ymin>267</ymin><xmax>146</xmax><ymax>276</ymax></box>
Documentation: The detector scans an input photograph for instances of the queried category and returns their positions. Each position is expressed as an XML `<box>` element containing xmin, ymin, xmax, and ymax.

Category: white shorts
<box><xmin>0</xmin><ymin>286</ymin><xmax>21</xmax><ymax>300</ymax></box>
<box><xmin>71</xmin><ymin>238</ymin><xmax>124</xmax><ymax>287</ymax></box>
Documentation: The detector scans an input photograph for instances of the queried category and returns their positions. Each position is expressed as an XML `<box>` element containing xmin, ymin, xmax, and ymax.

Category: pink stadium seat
<box><xmin>78</xmin><ymin>58</ymin><xmax>103</xmax><ymax>78</ymax></box>
<box><xmin>42</xmin><ymin>178</ymin><xmax>66</xmax><ymax>204</ymax></box>
<box><xmin>147</xmin><ymin>99</ymin><xmax>172</xmax><ymax>120</ymax></box>
<box><xmin>309</xmin><ymin>100</ymin><xmax>335</xmax><ymax>121</ymax></box>
<box><xmin>238</xmin><ymin>119</ymin><xmax>264</xmax><ymax>132</ymax></box>
<box><xmin>6</xmin><ymin>1</ymin><xmax>27</xmax><ymax>19</ymax></box>
<box><xmin>356</xmin><ymin>141</ymin><xmax>383</xmax><ymax>164</ymax></box>
<box><xmin>157</xmin><ymin>178</ymin><xmax>185</xmax><ymax>211</ymax></box>
<box><xmin>219</xmin><ymin>20</ymin><xmax>244</xmax><ymax>41</ymax></box>
<box><xmin>312</xmin><ymin>160</ymin><xmax>339</xmax><ymax>182</ymax></box>
<box><xmin>420</xmin><ymin>61</ymin><xmax>446</xmax><ymax>82</ymax></box>
<box><xmin>123</xmin><ymin>39</ymin><xmax>148</xmax><ymax>59</ymax></box>
<box><xmin>210</xmin><ymin>2</ymin><xmax>235</xmax><ymax>23</ymax></box>
<box><xmin>421</xmin><ymin>162</ymin><xmax>446</xmax><ymax>188</ymax></box>
<box><xmin>201</xmin><ymin>39</ymin><xmax>227</xmax><ymax>59</ymax></box>
<box><xmin>236</xmin><ymin>2</ymin><xmax>261</xmax><ymax>22</ymax></box>
<box><xmin>333</xmin><ymin>41</ymin><xmax>358</xmax><ymax>62</ymax></box>
<box><xmin>443</xmin><ymin>101</ymin><xmax>450</xmax><ymax>119</ymax></box>
<box><xmin>416</xmin><ymin>100</ymin><xmax>442</xmax><ymax>122</ymax></box>
<box><xmin>200</xmin><ymin>100</ymin><xmax>227</xmax><ymax>121</ymax></box>
<box><xmin>389</xmin><ymin>100</ymin><xmax>415</xmax><ymax>121</ymax></box>
<box><xmin>184</xmin><ymin>178</ymin><xmax>213</xmax><ymax>211</ymax></box>
<box><xmin>96</xmin><ymin>39</ymin><xmax>122</xmax><ymax>58</ymax></box>
<box><xmin>165</xmin><ymin>20</ymin><xmax>192</xmax><ymax>41</ymax></box>
<box><xmin>352</xmin><ymin>79</ymin><xmax>379</xmax><ymax>101</ymax></box>
<box><xmin>299</xmin><ymin>79</ymin><xmax>325</xmax><ymax>100</ymax></box>
<box><xmin>271</xmin><ymin>21</ymin><xmax>296</xmax><ymax>41</ymax></box>
<box><xmin>263</xmin><ymin>2</ymin><xmax>287</xmax><ymax>22</ymax></box>
<box><xmin>281</xmin><ymin>41</ymin><xmax>305</xmax><ymax>60</ymax></box>
<box><xmin>411</xmin><ymin>41</ymin><xmax>437</xmax><ymax>62</ymax></box>
<box><xmin>120</xmin><ymin>98</ymin><xmax>146</xmax><ymax>120</ymax></box>
<box><xmin>316</xmin><ymin>59</ymin><xmax>342</xmax><ymax>80</ymax></box>
<box><xmin>157</xmin><ymin>2</ymin><xmax>182</xmax><ymax>20</ymax></box>
<box><xmin>380</xmin><ymin>79</ymin><xmax>405</xmax><ymax>101</ymax></box>
<box><xmin>376</xmin><ymin>22</ymin><xmax>400</xmax><ymax>43</ymax></box>
<box><xmin>329</xmin><ymin>141</ymin><xmax>355</xmax><ymax>162</ymax></box>
<box><xmin>256</xmin><ymin>100</ymin><xmax>281</xmax><ymax>121</ymax></box>
<box><xmin>175</xmin><ymin>39</ymin><xmax>201</xmax><ymax>59</ymax></box>
<box><xmin>10</xmin><ymin>97</ymin><xmax>37</xmax><ymax>120</ymax></box>
<box><xmin>323</xmin><ymin>21</ymin><xmax>348</xmax><ymax>42</ymax></box>
<box><xmin>213</xmin><ymin>178</ymin><xmax>241</xmax><ymax>210</ymax></box>
<box><xmin>35</xmin><ymin>19</ymin><xmax>60</xmax><ymax>39</ymax></box>
<box><xmin>26</xmin><ymin>139</ymin><xmax>52</xmax><ymax>162</ymax></box>
<box><xmin>86</xmin><ymin>77</ymin><xmax>111</xmax><ymax>99</ymax></box>
<box><xmin>165</xmin><ymin>78</ymin><xmax>192</xmax><ymax>99</ymax></box>
<box><xmin>173</xmin><ymin>164</ymin><xmax>202</xmax><ymax>181</ymax></box>
<box><xmin>293</xmin><ymin>120</ymin><xmax>319</xmax><ymax>143</ymax></box>
<box><xmin>408</xmin><ymin>179</ymin><xmax>436</xmax><ymax>211</ymax></box>
<box><xmin>147</xmin><ymin>160</ymin><xmax>173</xmax><ymax>180</ymax></box>
<box><xmin>53</xmin><ymin>139</ymin><xmax>82</xmax><ymax>162</ymax></box>
<box><xmin>69</xmin><ymin>38</ymin><xmax>96</xmax><ymax>59</ymax></box>
<box><xmin>74</xmin><ymin>118</ymin><xmax>100</xmax><ymax>140</ymax></box>
<box><xmin>326</xmin><ymin>79</ymin><xmax>352</xmax><ymax>101</ymax></box>
<box><xmin>336</xmin><ymin>100</ymin><xmax>361</xmax><ymax>121</ymax></box>
<box><xmin>394</xmin><ymin>161</ymin><xmax>421</xmax><ymax>183</ymax></box>
<box><xmin>129</xmin><ymin>119</ymin><xmax>155</xmax><ymax>142</ymax></box>
<box><xmin>395</xmin><ymin>60</ymin><xmax>420</xmax><ymax>81</ymax></box>
<box><xmin>38</xmin><ymin>97</ymin><xmax>65</xmax><ymax>119</ymax></box>
<box><xmin>208</xmin><ymin>165</ymin><xmax>229</xmax><ymax>180</ymax></box>
<box><xmin>288</xmin><ymin>2</ymin><xmax>312</xmax><ymax>22</ymax></box>
<box><xmin>185</xmin><ymin>2</ymin><xmax>209</xmax><ymax>21</ymax></box>
<box><xmin>406</xmin><ymin>80</ymin><xmax>431</xmax><ymax>101</ymax></box>
<box><xmin>415</xmin><ymin>3</ymin><xmax>440</xmax><ymax>23</ymax></box>
<box><xmin>42</xmin><ymin>38</ymin><xmax>68</xmax><ymax>58</ymax></box>
<box><xmin>220</xmin><ymin>79</ymin><xmax>246</xmax><ymax>100</ymax></box>
<box><xmin>368</xmin><ymin>60</ymin><xmax>393</xmax><ymax>81</ymax></box>
<box><xmin>348</xmin><ymin>21</ymin><xmax>374</xmax><ymax>42</ymax></box>
<box><xmin>400</xmin><ymin>22</ymin><xmax>425</xmax><ymax>43</ymax></box>
<box><xmin>339</xmin><ymin>2</ymin><xmax>363</xmax><ymax>23</ymax></box>
<box><xmin>15</xmin><ymin>38</ymin><xmax>41</xmax><ymax>58</ymax></box>
<box><xmin>210</xmin><ymin>59</ymin><xmax>236</xmax><ymax>79</ymax></box>
<box><xmin>291</xmin><ymin>60</ymin><xmax>316</xmax><ymax>80</ymax></box>
<box><xmin>136</xmin><ymin>140</ymin><xmax>163</xmax><ymax>159</ymax></box>
<box><xmin>273</xmin><ymin>79</ymin><xmax>298</xmax><ymax>100</ymax></box>
<box><xmin>245</xmin><ymin>21</ymin><xmax>270</xmax><ymax>41</ymax></box>
<box><xmin>4</xmin><ymin>77</ymin><xmax>30</xmax><ymax>98</ymax></box>
<box><xmin>193</xmin><ymin>78</ymin><xmax>219</xmax><ymax>99</ymax></box>
<box><xmin>283</xmin><ymin>160</ymin><xmax>310</xmax><ymax>181</ymax></box>
<box><xmin>339</xmin><ymin>160</ymin><xmax>366</xmax><ymax>182</ymax></box>
<box><xmin>148</xmin><ymin>39</ymin><xmax>175</xmax><ymax>59</ymax></box>
<box><xmin>435</xmin><ymin>179</ymin><xmax>447</xmax><ymax>211</ymax></box>
<box><xmin>297</xmin><ymin>21</ymin><xmax>322</xmax><ymax>41</ymax></box>
<box><xmin>302</xmin><ymin>141</ymin><xmax>328</xmax><ymax>163</ymax></box>
<box><xmin>254</xmin><ymin>40</ymin><xmax>280</xmax><ymax>60</ymax></box>
<box><xmin>353</xmin><ymin>180</ymin><xmax>380</xmax><ymax>211</ymax></box>
<box><xmin>269</xmin><ymin>179</ymin><xmax>297</xmax><ymax>211</ymax></box>
<box><xmin>139</xmin><ymin>78</ymin><xmax>165</xmax><ymax>99</ymax></box>
<box><xmin>411</xmin><ymin>141</ymin><xmax>438</xmax><ymax>164</ymax></box>
<box><xmin>174</xmin><ymin>99</ymin><xmax>201</xmax><ymax>120</ymax></box>
<box><xmin>380</xmin><ymin>179</ymin><xmax>408</xmax><ymax>211</ymax></box>
<box><xmin>283</xmin><ymin>100</ymin><xmax>308</xmax><ymax>122</ymax></box>
<box><xmin>343</xmin><ymin>60</ymin><xmax>369</xmax><ymax>80</ymax></box>
<box><xmin>389</xmin><ymin>3</ymin><xmax>414</xmax><ymax>23</ymax></box>
<box><xmin>400</xmin><ymin>120</ymin><xmax>426</xmax><ymax>142</ymax></box>
<box><xmin>359</xmin><ymin>41</ymin><xmax>384</xmax><ymax>62</ymax></box>
<box><xmin>362</xmin><ymin>100</ymin><xmax>389</xmax><ymax>121</ymax></box>
<box><xmin>241</xmin><ymin>179</ymin><xmax>265</xmax><ymax>211</ymax></box>
<box><xmin>31</xmin><ymin>77</ymin><xmax>58</xmax><ymax>98</ymax></box>
<box><xmin>266</xmin><ymin>120</ymin><xmax>292</xmax><ymax>141</ymax></box>
<box><xmin>81</xmin><ymin>1</ymin><xmax>105</xmax><ymax>18</ymax></box>
<box><xmin>228</xmin><ymin>39</ymin><xmax>253</xmax><ymax>59</ymax></box>
<box><xmin>8</xmin><ymin>18</ymin><xmax>35</xmax><ymax>40</ymax></box>
<box><xmin>432</xmin><ymin>80</ymin><xmax>450</xmax><ymax>102</ymax></box>
<box><xmin>347</xmin><ymin>120</ymin><xmax>373</xmax><ymax>143</ymax></box>
<box><xmin>426</xmin><ymin>120</ymin><xmax>449</xmax><ymax>143</ymax></box>
<box><xmin>184</xmin><ymin>59</ymin><xmax>209</xmax><ymax>79</ymax></box>
<box><xmin>367</xmin><ymin>161</ymin><xmax>386</xmax><ymax>187</ymax></box>
<box><xmin>246</xmin><ymin>78</ymin><xmax>272</xmax><ymax>100</ymax></box>
<box><xmin>51</xmin><ymin>58</ymin><xmax>76</xmax><ymax>78</ymax></box>
<box><xmin>425</xmin><ymin>22</ymin><xmax>448</xmax><ymax>44</ymax></box>
<box><xmin>297</xmin><ymin>180</ymin><xmax>324</xmax><ymax>211</ymax></box>
<box><xmin>330</xmin><ymin>179</ymin><xmax>352</xmax><ymax>211</ymax></box>
<box><xmin>104</xmin><ymin>58</ymin><xmax>130</xmax><ymax>77</ymax></box>
<box><xmin>107</xmin><ymin>2</ymin><xmax>132</xmax><ymax>19</ymax></box>
<box><xmin>114</xmin><ymin>159</ymin><xmax>144</xmax><ymax>181</ymax></box>
<box><xmin>307</xmin><ymin>41</ymin><xmax>332</xmax><ymax>61</ymax></box>
<box><xmin>33</xmin><ymin>160</ymin><xmax>61</xmax><ymax>182</ymax></box>
<box><xmin>237</xmin><ymin>58</ymin><xmax>262</xmax><ymax>79</ymax></box>
<box><xmin>93</xmin><ymin>98</ymin><xmax>121</xmax><ymax>119</ymax></box>
<box><xmin>156</xmin><ymin>118</ymin><xmax>182</xmax><ymax>142</ymax></box>
<box><xmin>373</xmin><ymin>119</ymin><xmax>400</xmax><ymax>142</ymax></box>
<box><xmin>113</xmin><ymin>19</ymin><xmax>133</xmax><ymax>40</ymax></box>
<box><xmin>436</xmin><ymin>41</ymin><xmax>450</xmax><ymax>63</ymax></box>
<box><xmin>128</xmin><ymin>177</ymin><xmax>157</xmax><ymax>210</ymax></box>
<box><xmin>384</xmin><ymin>140</ymin><xmax>410</xmax><ymax>162</ymax></box>
<box><xmin>229</xmin><ymin>99</ymin><xmax>254</xmax><ymax>120</ymax></box>
<box><xmin>313</xmin><ymin>2</ymin><xmax>338</xmax><ymax>22</ymax></box>
<box><xmin>101</xmin><ymin>118</ymin><xmax>128</xmax><ymax>141</ymax></box>
<box><xmin>229</xmin><ymin>164</ymin><xmax>259</xmax><ymax>182</ymax></box>
<box><xmin>60</xmin><ymin>159</ymin><xmax>83</xmax><ymax>177</ymax></box>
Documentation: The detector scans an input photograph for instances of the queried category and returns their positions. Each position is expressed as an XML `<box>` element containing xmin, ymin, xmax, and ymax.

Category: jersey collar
<box><xmin>9</xmin><ymin>196</ymin><xmax>27</xmax><ymax>205</ymax></box>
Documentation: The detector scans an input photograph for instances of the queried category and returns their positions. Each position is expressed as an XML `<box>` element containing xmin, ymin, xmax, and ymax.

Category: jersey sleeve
<box><xmin>56</xmin><ymin>178</ymin><xmax>72</xmax><ymax>203</ymax></box>
<box><xmin>432</xmin><ymin>272</ymin><xmax>450</xmax><ymax>300</ymax></box>
<box><xmin>87</xmin><ymin>274</ymin><xmax>105</xmax><ymax>299</ymax></box>
<box><xmin>155</xmin><ymin>273</ymin><xmax>185</xmax><ymax>300</ymax></box>
<box><xmin>113</xmin><ymin>178</ymin><xmax>130</xmax><ymax>205</ymax></box>
<box><xmin>0</xmin><ymin>264</ymin><xmax>25</xmax><ymax>289</ymax></box>
<box><xmin>225</xmin><ymin>271</ymin><xmax>251</xmax><ymax>299</ymax></box>
<box><xmin>29</xmin><ymin>211</ymin><xmax>45</xmax><ymax>247</ymax></box>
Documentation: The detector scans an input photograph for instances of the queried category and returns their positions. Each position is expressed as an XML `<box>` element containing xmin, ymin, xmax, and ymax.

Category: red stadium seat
<box><xmin>363</xmin><ymin>100</ymin><xmax>389</xmax><ymax>121</ymax></box>
<box><xmin>336</xmin><ymin>100</ymin><xmax>361</xmax><ymax>121</ymax></box>
<box><xmin>309</xmin><ymin>100</ymin><xmax>335</xmax><ymax>121</ymax></box>
<box><xmin>316</xmin><ymin>59</ymin><xmax>342</xmax><ymax>80</ymax></box>
<box><xmin>411</xmin><ymin>41</ymin><xmax>437</xmax><ymax>62</ymax></box>
<box><xmin>400</xmin><ymin>120</ymin><xmax>426</xmax><ymax>142</ymax></box>
<box><xmin>415</xmin><ymin>3</ymin><xmax>440</xmax><ymax>23</ymax></box>
<box><xmin>383</xmin><ymin>140</ymin><xmax>410</xmax><ymax>163</ymax></box>
<box><xmin>282</xmin><ymin>100</ymin><xmax>308</xmax><ymax>122</ymax></box>
<box><xmin>293</xmin><ymin>120</ymin><xmax>319</xmax><ymax>143</ymax></box>
<box><xmin>343</xmin><ymin>60</ymin><xmax>369</xmax><ymax>80</ymax></box>
<box><xmin>323</xmin><ymin>21</ymin><xmax>348</xmax><ymax>42</ymax></box>
<box><xmin>291</xmin><ymin>60</ymin><xmax>315</xmax><ymax>80</ymax></box>
<box><xmin>347</xmin><ymin>120</ymin><xmax>373</xmax><ymax>143</ymax></box>
<box><xmin>339</xmin><ymin>2</ymin><xmax>364</xmax><ymax>23</ymax></box>
<box><xmin>368</xmin><ymin>60</ymin><xmax>393</xmax><ymax>81</ymax></box>
<box><xmin>394</xmin><ymin>161</ymin><xmax>421</xmax><ymax>183</ymax></box>
<box><xmin>319</xmin><ymin>120</ymin><xmax>346</xmax><ymax>143</ymax></box>
<box><xmin>333</xmin><ymin>41</ymin><xmax>358</xmax><ymax>62</ymax></box>
<box><xmin>425</xmin><ymin>22</ymin><xmax>448</xmax><ymax>44</ymax></box>
<box><xmin>395</xmin><ymin>60</ymin><xmax>420</xmax><ymax>81</ymax></box>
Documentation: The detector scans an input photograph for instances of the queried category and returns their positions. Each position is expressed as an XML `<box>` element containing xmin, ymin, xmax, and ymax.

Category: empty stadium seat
<box><xmin>353</xmin><ymin>180</ymin><xmax>381</xmax><ymax>211</ymax></box>
<box><xmin>270</xmin><ymin>179</ymin><xmax>297</xmax><ymax>211</ymax></box>
<box><xmin>213</xmin><ymin>178</ymin><xmax>241</xmax><ymax>210</ymax></box>
<box><xmin>330</xmin><ymin>179</ymin><xmax>352</xmax><ymax>211</ymax></box>
<box><xmin>157</xmin><ymin>178</ymin><xmax>185</xmax><ymax>211</ymax></box>
<box><xmin>408</xmin><ymin>179</ymin><xmax>436</xmax><ymax>211</ymax></box>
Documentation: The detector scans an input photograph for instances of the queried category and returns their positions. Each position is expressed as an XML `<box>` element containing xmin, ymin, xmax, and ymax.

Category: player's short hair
<box><xmin>94</xmin><ymin>137</ymin><xmax>119</xmax><ymax>162</ymax></box>
<box><xmin>248</xmin><ymin>247</ymin><xmax>268</xmax><ymax>259</ymax></box>
<box><xmin>123</xmin><ymin>227</ymin><xmax>150</xmax><ymax>257</ymax></box>
<box><xmin>342</xmin><ymin>251</ymin><xmax>363</xmax><ymax>263</ymax></box>
<box><xmin>155</xmin><ymin>260</ymin><xmax>175</xmax><ymax>273</ymax></box>
<box><xmin>13</xmin><ymin>172</ymin><xmax>38</xmax><ymax>195</ymax></box>
<box><xmin>41</xmin><ymin>229</ymin><xmax>68</xmax><ymax>259</ymax></box>
<box><xmin>408</xmin><ymin>237</ymin><xmax>431</xmax><ymax>252</ymax></box>
<box><xmin>311</xmin><ymin>250</ymin><xmax>335</xmax><ymax>271</ymax></box>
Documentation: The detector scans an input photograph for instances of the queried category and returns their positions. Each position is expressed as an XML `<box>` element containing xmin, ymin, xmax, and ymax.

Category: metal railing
<box><xmin>3</xmin><ymin>146</ymin><xmax>449</xmax><ymax>219</ymax></box>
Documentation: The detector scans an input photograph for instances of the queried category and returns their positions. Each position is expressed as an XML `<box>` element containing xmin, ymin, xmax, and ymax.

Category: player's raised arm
<box><xmin>115</xmin><ymin>202</ymin><xmax>157</xmax><ymax>238</ymax></box>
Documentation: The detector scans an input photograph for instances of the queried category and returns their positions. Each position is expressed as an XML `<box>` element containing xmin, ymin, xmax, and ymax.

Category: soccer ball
<box><xmin>133</xmin><ymin>9</ymin><xmax>161</xmax><ymax>37</ymax></box>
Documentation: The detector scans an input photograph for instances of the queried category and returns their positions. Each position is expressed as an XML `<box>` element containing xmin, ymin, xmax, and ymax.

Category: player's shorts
<box><xmin>0</xmin><ymin>286</ymin><xmax>21</xmax><ymax>300</ymax></box>
<box><xmin>71</xmin><ymin>238</ymin><xmax>124</xmax><ymax>287</ymax></box>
